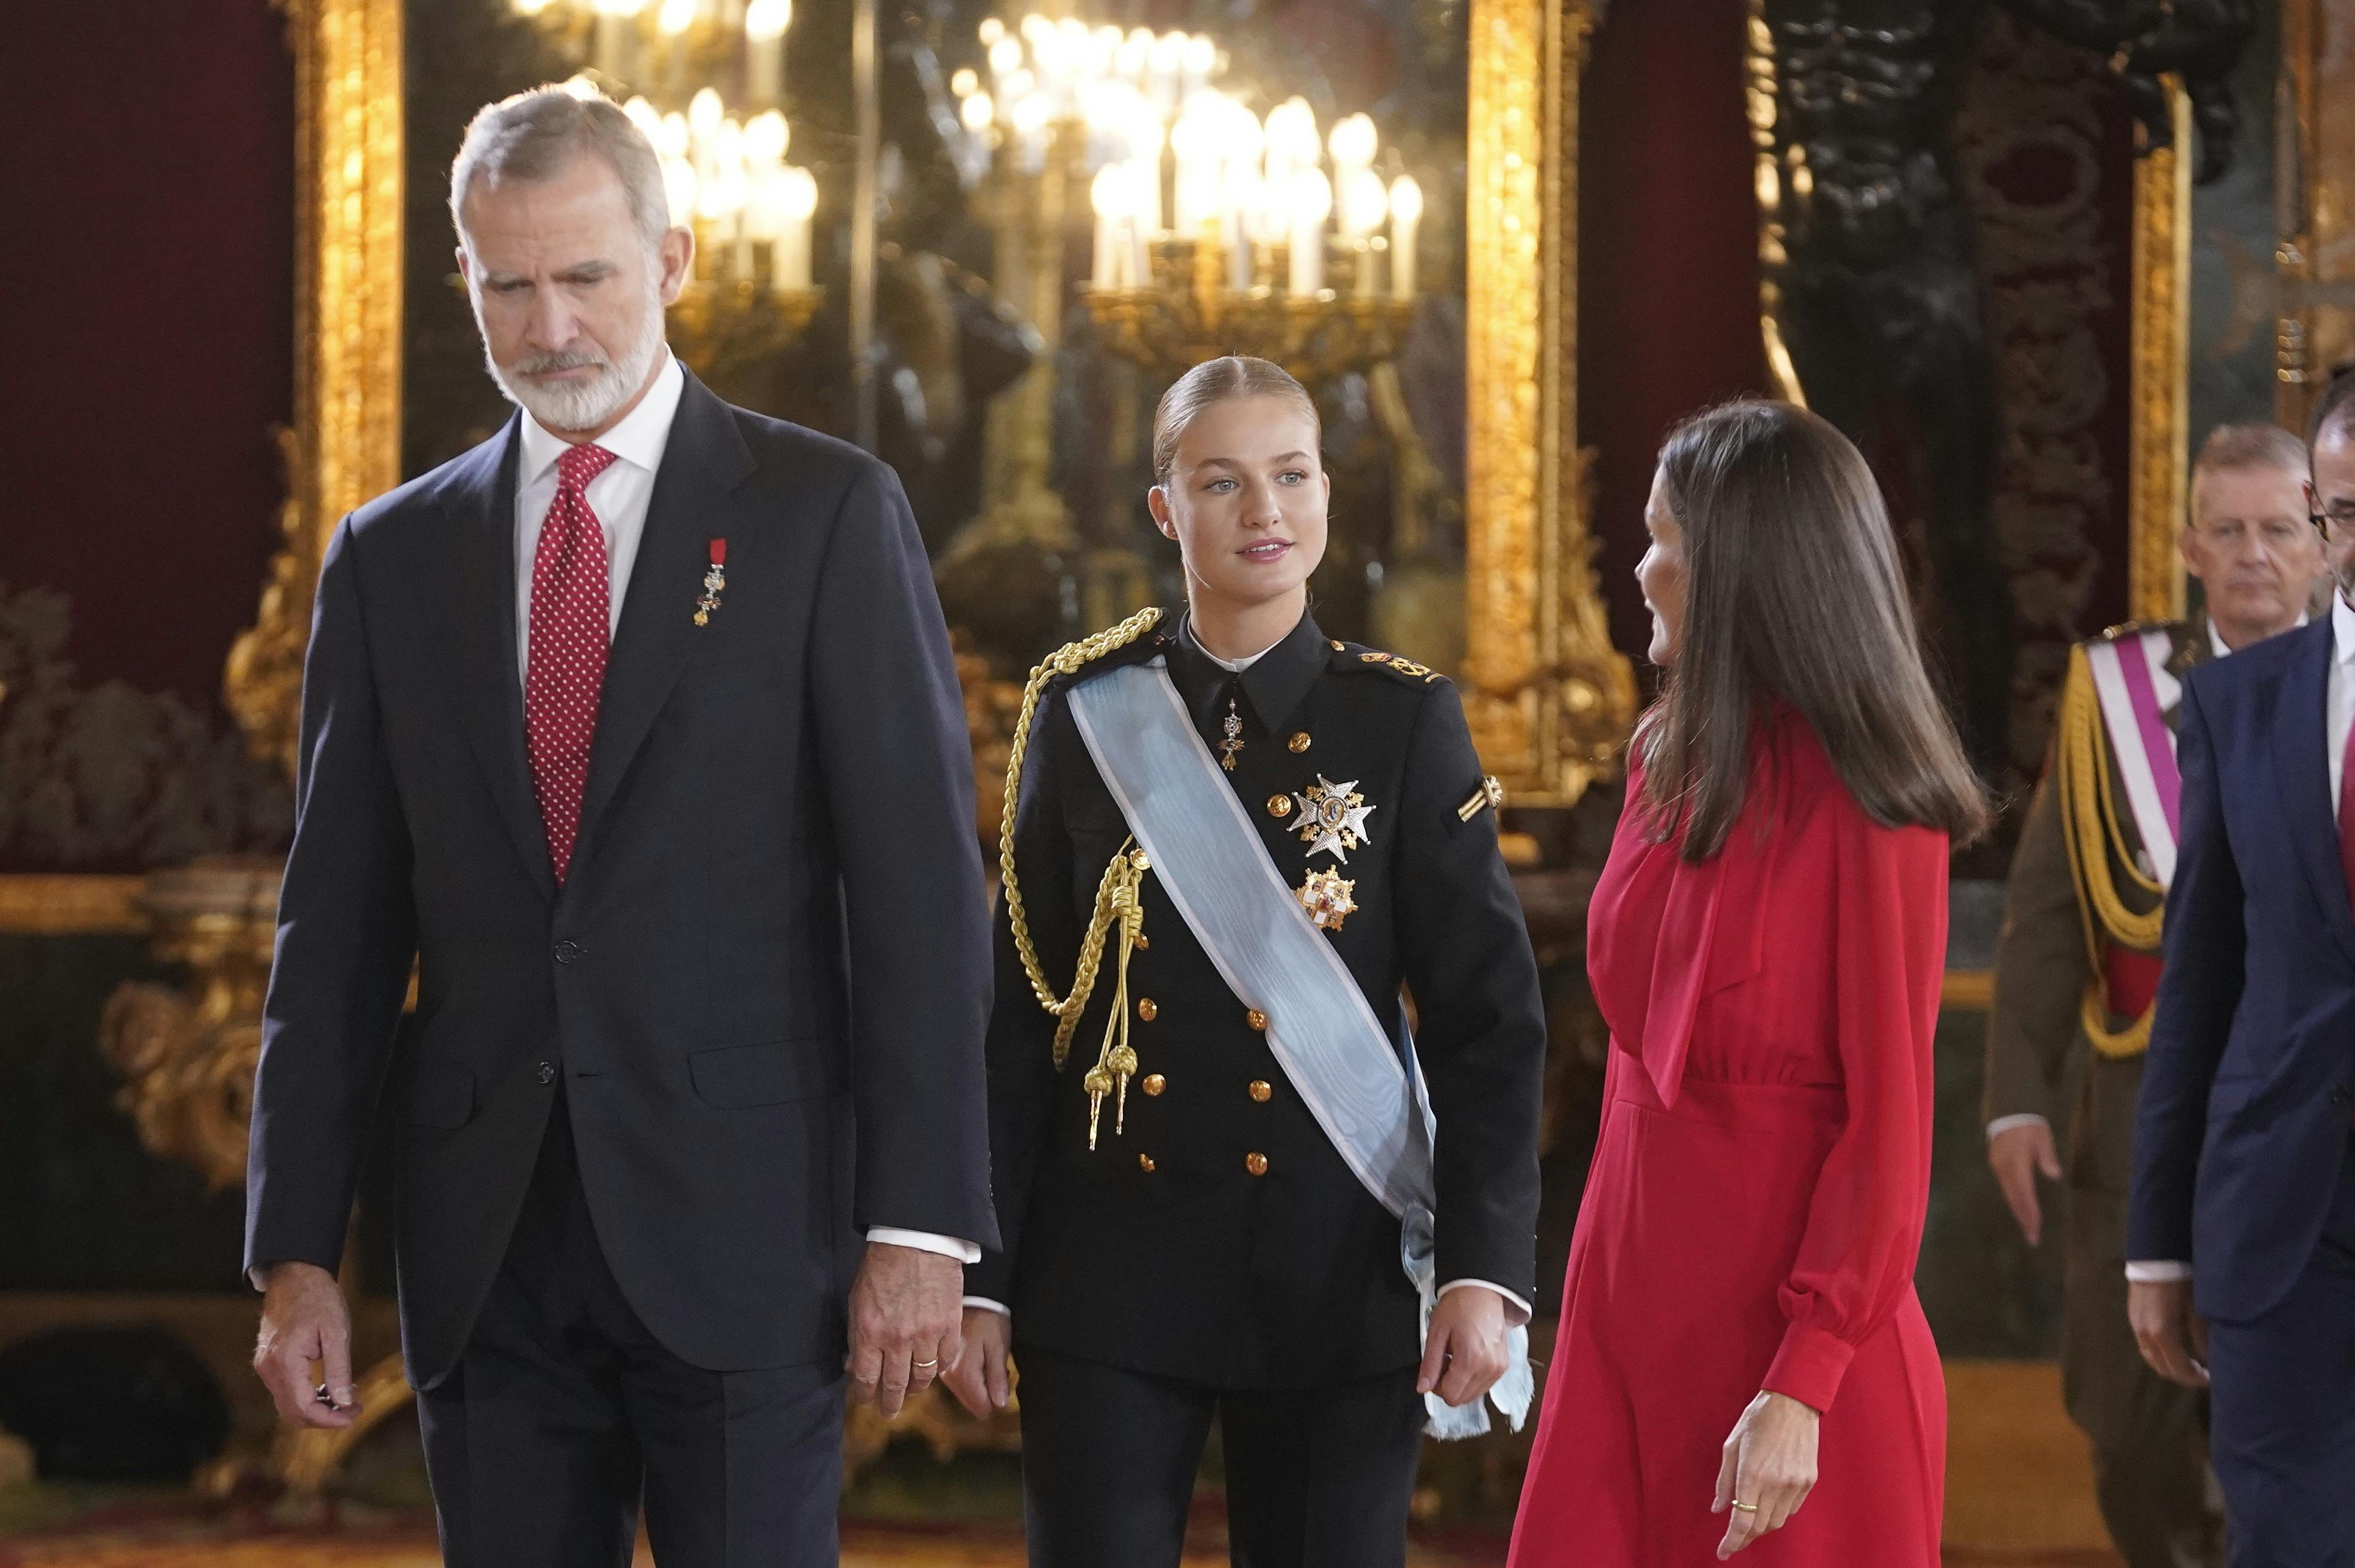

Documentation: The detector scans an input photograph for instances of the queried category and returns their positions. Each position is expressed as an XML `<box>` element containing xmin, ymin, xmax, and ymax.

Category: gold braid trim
<box><xmin>2054</xmin><ymin>643</ymin><xmax>2162</xmax><ymax>1058</ymax></box>
<box><xmin>997</xmin><ymin>606</ymin><xmax>1166</xmax><ymax>1070</ymax></box>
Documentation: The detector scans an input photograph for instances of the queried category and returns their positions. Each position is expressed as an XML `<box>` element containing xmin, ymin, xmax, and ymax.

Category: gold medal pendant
<box><xmin>1217</xmin><ymin>698</ymin><xmax>1245</xmax><ymax>771</ymax></box>
<box><xmin>1291</xmin><ymin>777</ymin><xmax>1377</xmax><ymax>861</ymax></box>
<box><xmin>1297</xmin><ymin>867</ymin><xmax>1357</xmax><ymax>931</ymax></box>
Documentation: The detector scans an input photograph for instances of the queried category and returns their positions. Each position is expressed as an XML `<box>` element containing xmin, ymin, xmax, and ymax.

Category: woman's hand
<box><xmin>1712</xmin><ymin>1390</ymin><xmax>1820</xmax><ymax>1557</ymax></box>
<box><xmin>1417</xmin><ymin>1286</ymin><xmax>1513</xmax><ymax>1408</ymax></box>
<box><xmin>941</xmin><ymin>1305</ymin><xmax>1014</xmax><ymax>1420</ymax></box>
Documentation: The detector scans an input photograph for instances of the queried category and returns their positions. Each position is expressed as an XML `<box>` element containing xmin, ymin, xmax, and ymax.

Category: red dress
<box><xmin>1509</xmin><ymin>711</ymin><xmax>1948</xmax><ymax>1566</ymax></box>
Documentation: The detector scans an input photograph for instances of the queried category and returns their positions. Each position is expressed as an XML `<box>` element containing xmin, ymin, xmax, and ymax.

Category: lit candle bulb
<box><xmin>950</xmin><ymin>66</ymin><xmax>978</xmax><ymax>98</ymax></box>
<box><xmin>775</xmin><ymin>165</ymin><xmax>817</xmax><ymax>291</ymax></box>
<box><xmin>960</xmin><ymin>90</ymin><xmax>995</xmax><ymax>134</ymax></box>
<box><xmin>1288</xmin><ymin>168</ymin><xmax>1331</xmax><ymax>298</ymax></box>
<box><xmin>1388</xmin><ymin>174</ymin><xmax>1422</xmax><ymax>299</ymax></box>
<box><xmin>745</xmin><ymin>0</ymin><xmax>791</xmax><ymax>107</ymax></box>
<box><xmin>1087</xmin><ymin>165</ymin><xmax>1127</xmax><ymax>288</ymax></box>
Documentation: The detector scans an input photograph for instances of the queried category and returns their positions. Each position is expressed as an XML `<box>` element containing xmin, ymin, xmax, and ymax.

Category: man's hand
<box><xmin>1713</xmin><ymin>1390</ymin><xmax>1820</xmax><ymax>1558</ymax></box>
<box><xmin>1417</xmin><ymin>1287</ymin><xmax>1511</xmax><ymax>1409</ymax></box>
<box><xmin>942</xmin><ymin>1305</ymin><xmax>1013</xmax><ymax>1420</ymax></box>
<box><xmin>253</xmin><ymin>1261</ymin><xmax>358</xmax><ymax>1430</ymax></box>
<box><xmin>1988</xmin><ymin>1121</ymin><xmax>2064</xmax><ymax>1246</ymax></box>
<box><xmin>2129</xmin><ymin>1278</ymin><xmax>2210</xmax><ymax>1387</ymax></box>
<box><xmin>846</xmin><ymin>1241</ymin><xmax>963</xmax><ymax>1418</ymax></box>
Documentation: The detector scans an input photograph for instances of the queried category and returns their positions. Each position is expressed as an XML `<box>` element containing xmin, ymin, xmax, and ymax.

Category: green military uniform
<box><xmin>1985</xmin><ymin>618</ymin><xmax>2225</xmax><ymax>1568</ymax></box>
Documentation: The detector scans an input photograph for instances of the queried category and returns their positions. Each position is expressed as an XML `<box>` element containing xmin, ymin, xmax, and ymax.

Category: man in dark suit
<box><xmin>244</xmin><ymin>87</ymin><xmax>996</xmax><ymax>1566</ymax></box>
<box><xmin>2129</xmin><ymin>377</ymin><xmax>2355</xmax><ymax>1568</ymax></box>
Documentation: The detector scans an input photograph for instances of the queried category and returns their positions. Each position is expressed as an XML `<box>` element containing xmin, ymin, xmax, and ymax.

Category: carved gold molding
<box><xmin>0</xmin><ymin>876</ymin><xmax>148</xmax><ymax>937</ymax></box>
<box><xmin>2127</xmin><ymin>81</ymin><xmax>2192</xmax><ymax>625</ymax></box>
<box><xmin>227</xmin><ymin>0</ymin><xmax>405</xmax><ymax>780</ymax></box>
<box><xmin>1465</xmin><ymin>0</ymin><xmax>1638</xmax><ymax>806</ymax></box>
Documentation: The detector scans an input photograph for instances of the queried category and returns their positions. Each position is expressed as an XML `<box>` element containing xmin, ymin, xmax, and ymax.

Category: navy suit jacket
<box><xmin>244</xmin><ymin>370</ymin><xmax>997</xmax><ymax>1387</ymax></box>
<box><xmin>2129</xmin><ymin>616</ymin><xmax>2355</xmax><ymax>1323</ymax></box>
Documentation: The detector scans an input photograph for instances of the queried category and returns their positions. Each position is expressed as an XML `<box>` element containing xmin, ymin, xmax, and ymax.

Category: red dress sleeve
<box><xmin>1761</xmin><ymin>799</ymin><xmax>1949</xmax><ymax>1412</ymax></box>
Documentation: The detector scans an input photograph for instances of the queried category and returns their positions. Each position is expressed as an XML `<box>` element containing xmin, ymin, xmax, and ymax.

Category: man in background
<box><xmin>1985</xmin><ymin>422</ymin><xmax>2322</xmax><ymax>1568</ymax></box>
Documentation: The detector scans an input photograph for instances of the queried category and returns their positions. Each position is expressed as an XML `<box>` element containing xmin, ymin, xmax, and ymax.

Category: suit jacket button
<box><xmin>1267</xmin><ymin>794</ymin><xmax>1292</xmax><ymax>818</ymax></box>
<box><xmin>1138</xmin><ymin>1153</ymin><xmax>1157</xmax><ymax>1173</ymax></box>
<box><xmin>536</xmin><ymin>1061</ymin><xmax>556</xmax><ymax>1085</ymax></box>
<box><xmin>1248</xmin><ymin>1080</ymin><xmax>1272</xmax><ymax>1102</ymax></box>
<box><xmin>1246</xmin><ymin>1009</ymin><xmax>1268</xmax><ymax>1031</ymax></box>
<box><xmin>1245</xmin><ymin>1152</ymin><xmax>1269</xmax><ymax>1176</ymax></box>
<box><xmin>1142</xmin><ymin>1074</ymin><xmax>1167</xmax><ymax>1096</ymax></box>
<box><xmin>553</xmin><ymin>940</ymin><xmax>582</xmax><ymax>964</ymax></box>
<box><xmin>1137</xmin><ymin>997</ymin><xmax>1158</xmax><ymax>1022</ymax></box>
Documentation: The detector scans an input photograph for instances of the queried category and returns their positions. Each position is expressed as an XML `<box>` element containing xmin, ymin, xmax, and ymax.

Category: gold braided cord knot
<box><xmin>2055</xmin><ymin>642</ymin><xmax>2162</xmax><ymax>1058</ymax></box>
<box><xmin>997</xmin><ymin>607</ymin><xmax>1166</xmax><ymax>1064</ymax></box>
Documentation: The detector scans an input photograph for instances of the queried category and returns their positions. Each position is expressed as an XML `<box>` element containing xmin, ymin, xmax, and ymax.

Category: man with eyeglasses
<box><xmin>2129</xmin><ymin>369</ymin><xmax>2355</xmax><ymax>1567</ymax></box>
<box><xmin>1987</xmin><ymin>421</ymin><xmax>2321</xmax><ymax>1568</ymax></box>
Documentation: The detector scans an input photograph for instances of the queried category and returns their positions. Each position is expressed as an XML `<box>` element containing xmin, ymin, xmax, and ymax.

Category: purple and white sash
<box><xmin>2082</xmin><ymin>628</ymin><xmax>2183</xmax><ymax>887</ymax></box>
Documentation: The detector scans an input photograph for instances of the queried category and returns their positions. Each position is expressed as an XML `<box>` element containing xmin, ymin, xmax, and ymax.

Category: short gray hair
<box><xmin>2191</xmin><ymin>421</ymin><xmax>2310</xmax><ymax>507</ymax></box>
<box><xmin>449</xmin><ymin>86</ymin><xmax>670</xmax><ymax>255</ymax></box>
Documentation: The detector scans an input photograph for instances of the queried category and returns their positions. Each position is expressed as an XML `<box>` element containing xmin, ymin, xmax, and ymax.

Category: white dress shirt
<box><xmin>2123</xmin><ymin>598</ymin><xmax>2355</xmax><ymax>1285</ymax></box>
<box><xmin>967</xmin><ymin>619</ymin><xmax>1532</xmax><ymax>1324</ymax></box>
<box><xmin>515</xmin><ymin>352</ymin><xmax>976</xmax><ymax>1269</ymax></box>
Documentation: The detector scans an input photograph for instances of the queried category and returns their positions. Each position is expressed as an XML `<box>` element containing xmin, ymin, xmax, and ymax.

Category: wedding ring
<box><xmin>1730</xmin><ymin>1502</ymin><xmax>1760</xmax><ymax>1514</ymax></box>
<box><xmin>912</xmin><ymin>1358</ymin><xmax>939</xmax><ymax>1370</ymax></box>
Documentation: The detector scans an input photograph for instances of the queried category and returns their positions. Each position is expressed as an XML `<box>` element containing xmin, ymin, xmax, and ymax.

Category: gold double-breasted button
<box><xmin>1288</xmin><ymin>732</ymin><xmax>1312</xmax><ymax>754</ymax></box>
<box><xmin>1142</xmin><ymin>1074</ymin><xmax>1166</xmax><ymax>1097</ymax></box>
<box><xmin>1137</xmin><ymin>997</ymin><xmax>1158</xmax><ymax>1021</ymax></box>
<box><xmin>1245</xmin><ymin>1152</ymin><xmax>1270</xmax><ymax>1176</ymax></box>
<box><xmin>1245</xmin><ymin>1009</ymin><xmax>1268</xmax><ymax>1031</ymax></box>
<box><xmin>1267</xmin><ymin>794</ymin><xmax>1292</xmax><ymax>818</ymax></box>
<box><xmin>1138</xmin><ymin>1153</ymin><xmax>1157</xmax><ymax>1173</ymax></box>
<box><xmin>1134</xmin><ymin>932</ymin><xmax>1150</xmax><ymax>950</ymax></box>
<box><xmin>1248</xmin><ymin>1080</ymin><xmax>1272</xmax><ymax>1103</ymax></box>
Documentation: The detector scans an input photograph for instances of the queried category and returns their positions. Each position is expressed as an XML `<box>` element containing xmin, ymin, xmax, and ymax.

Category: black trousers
<box><xmin>416</xmin><ymin>1094</ymin><xmax>845</xmax><ymax>1568</ymax></box>
<box><xmin>1014</xmin><ymin>1342</ymin><xmax>1427</xmax><ymax>1568</ymax></box>
<box><xmin>2205</xmin><ymin>1135</ymin><xmax>2355</xmax><ymax>1568</ymax></box>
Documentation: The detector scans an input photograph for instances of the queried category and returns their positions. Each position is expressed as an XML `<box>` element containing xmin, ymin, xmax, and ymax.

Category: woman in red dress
<box><xmin>1508</xmin><ymin>401</ymin><xmax>1988</xmax><ymax>1565</ymax></box>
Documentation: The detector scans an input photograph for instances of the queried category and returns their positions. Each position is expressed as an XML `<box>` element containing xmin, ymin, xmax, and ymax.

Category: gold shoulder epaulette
<box><xmin>2094</xmin><ymin>619</ymin><xmax>2187</xmax><ymax>647</ymax></box>
<box><xmin>1337</xmin><ymin>643</ymin><xmax>1446</xmax><ymax>684</ymax></box>
<box><xmin>2054</xmin><ymin>642</ymin><xmax>2164</xmax><ymax>1058</ymax></box>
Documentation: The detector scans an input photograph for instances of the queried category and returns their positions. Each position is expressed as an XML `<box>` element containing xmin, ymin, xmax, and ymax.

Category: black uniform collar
<box><xmin>1173</xmin><ymin>608</ymin><xmax>1328</xmax><ymax>737</ymax></box>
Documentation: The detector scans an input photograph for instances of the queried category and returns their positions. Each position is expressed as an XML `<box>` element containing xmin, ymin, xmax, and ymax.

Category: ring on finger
<box><xmin>1729</xmin><ymin>1500</ymin><xmax>1760</xmax><ymax>1514</ymax></box>
<box><xmin>912</xmin><ymin>1357</ymin><xmax>938</xmax><ymax>1370</ymax></box>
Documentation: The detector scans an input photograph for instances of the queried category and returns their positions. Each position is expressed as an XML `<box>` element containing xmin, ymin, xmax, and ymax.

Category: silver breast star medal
<box><xmin>1292</xmin><ymin>776</ymin><xmax>1376</xmax><ymax>861</ymax></box>
<box><xmin>1217</xmin><ymin>698</ymin><xmax>1245</xmax><ymax>771</ymax></box>
<box><xmin>1297</xmin><ymin>867</ymin><xmax>1357</xmax><ymax>931</ymax></box>
<box><xmin>692</xmin><ymin>538</ymin><xmax>728</xmax><ymax>626</ymax></box>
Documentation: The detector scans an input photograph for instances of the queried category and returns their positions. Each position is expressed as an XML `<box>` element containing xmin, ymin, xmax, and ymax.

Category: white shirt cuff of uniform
<box><xmin>865</xmin><ymin>1228</ymin><xmax>981</xmax><ymax>1265</ymax></box>
<box><xmin>1437</xmin><ymin>1278</ymin><xmax>1534</xmax><ymax>1326</ymax></box>
<box><xmin>962</xmin><ymin>1296</ymin><xmax>1011</xmax><ymax>1316</ymax></box>
<box><xmin>2124</xmin><ymin>1260</ymin><xmax>2193</xmax><ymax>1283</ymax></box>
<box><xmin>1985</xmin><ymin>1113</ymin><xmax>2050</xmax><ymax>1141</ymax></box>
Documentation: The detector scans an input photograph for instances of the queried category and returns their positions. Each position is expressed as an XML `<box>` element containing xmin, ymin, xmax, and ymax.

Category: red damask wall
<box><xmin>0</xmin><ymin>1</ymin><xmax>294</xmax><ymax>705</ymax></box>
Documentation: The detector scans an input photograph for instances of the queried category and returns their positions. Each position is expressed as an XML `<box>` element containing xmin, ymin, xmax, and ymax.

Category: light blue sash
<box><xmin>1066</xmin><ymin>657</ymin><xmax>1531</xmax><ymax>1439</ymax></box>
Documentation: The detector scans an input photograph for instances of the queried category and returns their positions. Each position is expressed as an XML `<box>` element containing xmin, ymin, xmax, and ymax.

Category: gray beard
<box><xmin>479</xmin><ymin>282</ymin><xmax>667</xmax><ymax>434</ymax></box>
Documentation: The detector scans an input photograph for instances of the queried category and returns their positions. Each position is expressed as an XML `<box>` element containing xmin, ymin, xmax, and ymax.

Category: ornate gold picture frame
<box><xmin>238</xmin><ymin>0</ymin><xmax>1635</xmax><ymax>809</ymax></box>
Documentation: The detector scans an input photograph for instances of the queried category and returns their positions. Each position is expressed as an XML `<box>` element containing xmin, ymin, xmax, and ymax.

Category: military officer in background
<box><xmin>944</xmin><ymin>357</ymin><xmax>1545</xmax><ymax>1568</ymax></box>
<box><xmin>1985</xmin><ymin>421</ymin><xmax>2326</xmax><ymax>1568</ymax></box>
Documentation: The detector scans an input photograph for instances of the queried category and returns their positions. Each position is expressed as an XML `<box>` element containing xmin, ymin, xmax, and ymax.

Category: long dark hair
<box><xmin>1639</xmin><ymin>400</ymin><xmax>1990</xmax><ymax>860</ymax></box>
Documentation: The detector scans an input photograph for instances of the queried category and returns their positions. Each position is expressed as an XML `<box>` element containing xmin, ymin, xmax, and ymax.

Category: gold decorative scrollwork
<box><xmin>227</xmin><ymin>0</ymin><xmax>405</xmax><ymax>780</ymax></box>
<box><xmin>2128</xmin><ymin>83</ymin><xmax>2192</xmax><ymax>625</ymax></box>
<box><xmin>1464</xmin><ymin>0</ymin><xmax>1637</xmax><ymax>806</ymax></box>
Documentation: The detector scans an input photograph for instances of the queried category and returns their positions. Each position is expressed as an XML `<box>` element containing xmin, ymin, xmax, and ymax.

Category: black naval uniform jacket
<box><xmin>967</xmin><ymin>610</ymin><xmax>1546</xmax><ymax>1390</ymax></box>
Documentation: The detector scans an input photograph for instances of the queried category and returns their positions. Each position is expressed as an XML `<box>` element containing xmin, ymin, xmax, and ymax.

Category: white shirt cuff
<box><xmin>1985</xmin><ymin>1113</ymin><xmax>2050</xmax><ymax>1141</ymax></box>
<box><xmin>2125</xmin><ymin>1261</ymin><xmax>2193</xmax><ymax>1283</ymax></box>
<box><xmin>866</xmin><ymin>1228</ymin><xmax>981</xmax><ymax>1265</ymax></box>
<box><xmin>962</xmin><ymin>1296</ymin><xmax>1011</xmax><ymax>1316</ymax></box>
<box><xmin>1437</xmin><ymin>1278</ymin><xmax>1534</xmax><ymax>1326</ymax></box>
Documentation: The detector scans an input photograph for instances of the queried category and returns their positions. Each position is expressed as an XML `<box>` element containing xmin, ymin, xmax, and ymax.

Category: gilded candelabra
<box><xmin>666</xmin><ymin>276</ymin><xmax>824</xmax><ymax>394</ymax></box>
<box><xmin>1081</xmin><ymin>235</ymin><xmax>1417</xmax><ymax>385</ymax></box>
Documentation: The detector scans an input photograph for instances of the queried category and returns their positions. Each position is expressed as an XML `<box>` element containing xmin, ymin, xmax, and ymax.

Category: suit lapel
<box><xmin>572</xmin><ymin>372</ymin><xmax>755</xmax><ymax>869</ymax></box>
<box><xmin>437</xmin><ymin>418</ymin><xmax>558</xmax><ymax>901</ymax></box>
<box><xmin>2268</xmin><ymin>619</ymin><xmax>2355</xmax><ymax>960</ymax></box>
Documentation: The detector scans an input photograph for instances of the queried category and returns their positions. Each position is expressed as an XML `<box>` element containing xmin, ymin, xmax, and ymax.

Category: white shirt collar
<box><xmin>2207</xmin><ymin>610</ymin><xmax>2313</xmax><ymax>660</ymax></box>
<box><xmin>517</xmin><ymin>350</ymin><xmax>684</xmax><ymax>485</ymax></box>
<box><xmin>2335</xmin><ymin>590</ymin><xmax>2355</xmax><ymax>667</ymax></box>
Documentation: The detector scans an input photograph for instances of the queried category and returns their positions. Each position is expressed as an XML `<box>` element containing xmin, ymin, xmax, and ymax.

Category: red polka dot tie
<box><xmin>526</xmin><ymin>442</ymin><xmax>619</xmax><ymax>884</ymax></box>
